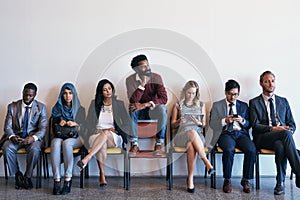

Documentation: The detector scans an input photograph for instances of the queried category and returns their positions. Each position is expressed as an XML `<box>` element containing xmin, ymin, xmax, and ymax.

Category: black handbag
<box><xmin>53</xmin><ymin>124</ymin><xmax>79</xmax><ymax>139</ymax></box>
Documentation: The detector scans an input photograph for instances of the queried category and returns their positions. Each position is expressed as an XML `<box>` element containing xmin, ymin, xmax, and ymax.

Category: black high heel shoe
<box><xmin>208</xmin><ymin>167</ymin><xmax>215</xmax><ymax>175</ymax></box>
<box><xmin>77</xmin><ymin>160</ymin><xmax>86</xmax><ymax>171</ymax></box>
<box><xmin>53</xmin><ymin>180</ymin><xmax>61</xmax><ymax>195</ymax></box>
<box><xmin>61</xmin><ymin>179</ymin><xmax>72</xmax><ymax>195</ymax></box>
<box><xmin>186</xmin><ymin>178</ymin><xmax>195</xmax><ymax>193</ymax></box>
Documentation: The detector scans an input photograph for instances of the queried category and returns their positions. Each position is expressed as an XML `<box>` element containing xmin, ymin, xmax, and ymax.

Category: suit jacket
<box><xmin>209</xmin><ymin>99</ymin><xmax>251</xmax><ymax>150</ymax></box>
<box><xmin>86</xmin><ymin>98</ymin><xmax>131</xmax><ymax>149</ymax></box>
<box><xmin>4</xmin><ymin>99</ymin><xmax>48</xmax><ymax>141</ymax></box>
<box><xmin>249</xmin><ymin>94</ymin><xmax>296</xmax><ymax>146</ymax></box>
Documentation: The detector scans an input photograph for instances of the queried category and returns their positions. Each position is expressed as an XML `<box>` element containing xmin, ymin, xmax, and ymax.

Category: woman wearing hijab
<box><xmin>51</xmin><ymin>83</ymin><xmax>86</xmax><ymax>195</ymax></box>
<box><xmin>77</xmin><ymin>79</ymin><xmax>130</xmax><ymax>188</ymax></box>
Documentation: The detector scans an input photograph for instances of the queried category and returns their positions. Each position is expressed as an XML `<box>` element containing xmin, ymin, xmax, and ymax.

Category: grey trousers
<box><xmin>2</xmin><ymin>139</ymin><xmax>42</xmax><ymax>178</ymax></box>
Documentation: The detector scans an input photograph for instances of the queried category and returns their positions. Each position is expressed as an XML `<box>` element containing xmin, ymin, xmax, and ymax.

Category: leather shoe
<box><xmin>207</xmin><ymin>168</ymin><xmax>215</xmax><ymax>175</ymax></box>
<box><xmin>240</xmin><ymin>180</ymin><xmax>251</xmax><ymax>193</ymax></box>
<box><xmin>153</xmin><ymin>144</ymin><xmax>164</xmax><ymax>156</ymax></box>
<box><xmin>77</xmin><ymin>160</ymin><xmax>87</xmax><ymax>171</ymax></box>
<box><xmin>61</xmin><ymin>179</ymin><xmax>72</xmax><ymax>195</ymax></box>
<box><xmin>128</xmin><ymin>145</ymin><xmax>139</xmax><ymax>157</ymax></box>
<box><xmin>15</xmin><ymin>171</ymin><xmax>24</xmax><ymax>189</ymax></box>
<box><xmin>23</xmin><ymin>177</ymin><xmax>33</xmax><ymax>190</ymax></box>
<box><xmin>274</xmin><ymin>182</ymin><xmax>285</xmax><ymax>195</ymax></box>
<box><xmin>186</xmin><ymin>178</ymin><xmax>195</xmax><ymax>193</ymax></box>
<box><xmin>296</xmin><ymin>173</ymin><xmax>300</xmax><ymax>188</ymax></box>
<box><xmin>223</xmin><ymin>179</ymin><xmax>232</xmax><ymax>193</ymax></box>
<box><xmin>53</xmin><ymin>180</ymin><xmax>61</xmax><ymax>195</ymax></box>
<box><xmin>100</xmin><ymin>182</ymin><xmax>108</xmax><ymax>189</ymax></box>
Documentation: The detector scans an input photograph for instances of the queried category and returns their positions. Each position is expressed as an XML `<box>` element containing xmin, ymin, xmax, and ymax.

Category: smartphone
<box><xmin>17</xmin><ymin>137</ymin><xmax>24</xmax><ymax>143</ymax></box>
<box><xmin>233</xmin><ymin>114</ymin><xmax>239</xmax><ymax>118</ymax></box>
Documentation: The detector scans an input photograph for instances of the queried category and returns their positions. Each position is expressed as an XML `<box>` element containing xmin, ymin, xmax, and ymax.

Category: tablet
<box><xmin>184</xmin><ymin>113</ymin><xmax>204</xmax><ymax>121</ymax></box>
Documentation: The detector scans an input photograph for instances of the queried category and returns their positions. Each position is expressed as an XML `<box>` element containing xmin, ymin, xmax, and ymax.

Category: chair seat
<box><xmin>217</xmin><ymin>146</ymin><xmax>242</xmax><ymax>153</ymax></box>
<box><xmin>107</xmin><ymin>148</ymin><xmax>123</xmax><ymax>154</ymax></box>
<box><xmin>44</xmin><ymin>147</ymin><xmax>82</xmax><ymax>154</ymax></box>
<box><xmin>259</xmin><ymin>149</ymin><xmax>275</xmax><ymax>154</ymax></box>
<box><xmin>132</xmin><ymin>150</ymin><xmax>167</xmax><ymax>158</ymax></box>
<box><xmin>174</xmin><ymin>146</ymin><xmax>209</xmax><ymax>153</ymax></box>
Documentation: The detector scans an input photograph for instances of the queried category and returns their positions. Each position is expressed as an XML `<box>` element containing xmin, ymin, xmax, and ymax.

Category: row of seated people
<box><xmin>0</xmin><ymin>55</ymin><xmax>299</xmax><ymax>196</ymax></box>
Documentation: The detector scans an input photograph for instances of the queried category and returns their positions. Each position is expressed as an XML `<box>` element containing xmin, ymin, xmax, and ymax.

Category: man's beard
<box><xmin>141</xmin><ymin>69</ymin><xmax>151</xmax><ymax>76</ymax></box>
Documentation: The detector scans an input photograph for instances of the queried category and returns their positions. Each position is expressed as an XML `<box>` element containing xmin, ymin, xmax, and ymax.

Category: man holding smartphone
<box><xmin>209</xmin><ymin>79</ymin><xmax>256</xmax><ymax>193</ymax></box>
<box><xmin>2</xmin><ymin>83</ymin><xmax>48</xmax><ymax>190</ymax></box>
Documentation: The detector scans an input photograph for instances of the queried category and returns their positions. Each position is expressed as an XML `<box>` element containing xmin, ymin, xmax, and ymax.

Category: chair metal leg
<box><xmin>210</xmin><ymin>150</ymin><xmax>216</xmax><ymax>189</ymax></box>
<box><xmin>255</xmin><ymin>152</ymin><xmax>260</xmax><ymax>190</ymax></box>
<box><xmin>42</xmin><ymin>152</ymin><xmax>47</xmax><ymax>179</ymax></box>
<box><xmin>80</xmin><ymin>152</ymin><xmax>85</xmax><ymax>188</ymax></box>
<box><xmin>3</xmin><ymin>155</ymin><xmax>8</xmax><ymax>180</ymax></box>
<box><xmin>36</xmin><ymin>152</ymin><xmax>42</xmax><ymax>189</ymax></box>
<box><xmin>169</xmin><ymin>157</ymin><xmax>173</xmax><ymax>190</ymax></box>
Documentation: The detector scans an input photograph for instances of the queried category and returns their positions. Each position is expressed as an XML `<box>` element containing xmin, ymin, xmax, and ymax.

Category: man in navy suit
<box><xmin>2</xmin><ymin>83</ymin><xmax>48</xmax><ymax>190</ymax></box>
<box><xmin>210</xmin><ymin>79</ymin><xmax>256</xmax><ymax>193</ymax></box>
<box><xmin>249</xmin><ymin>71</ymin><xmax>300</xmax><ymax>195</ymax></box>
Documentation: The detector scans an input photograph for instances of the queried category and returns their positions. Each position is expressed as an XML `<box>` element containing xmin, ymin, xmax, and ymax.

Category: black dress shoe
<box><xmin>61</xmin><ymin>179</ymin><xmax>72</xmax><ymax>195</ymax></box>
<box><xmin>274</xmin><ymin>182</ymin><xmax>285</xmax><ymax>195</ymax></box>
<box><xmin>15</xmin><ymin>171</ymin><xmax>24</xmax><ymax>189</ymax></box>
<box><xmin>23</xmin><ymin>177</ymin><xmax>33</xmax><ymax>190</ymax></box>
<box><xmin>53</xmin><ymin>181</ymin><xmax>61</xmax><ymax>195</ymax></box>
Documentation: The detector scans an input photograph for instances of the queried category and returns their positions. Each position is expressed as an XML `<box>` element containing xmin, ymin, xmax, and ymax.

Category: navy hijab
<box><xmin>51</xmin><ymin>83</ymin><xmax>81</xmax><ymax>121</ymax></box>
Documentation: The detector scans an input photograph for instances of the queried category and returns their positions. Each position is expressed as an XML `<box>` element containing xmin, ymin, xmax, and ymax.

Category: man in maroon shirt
<box><xmin>126</xmin><ymin>54</ymin><xmax>168</xmax><ymax>157</ymax></box>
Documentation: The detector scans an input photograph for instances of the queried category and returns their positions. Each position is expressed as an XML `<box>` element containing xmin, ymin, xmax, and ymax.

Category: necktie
<box><xmin>268</xmin><ymin>98</ymin><xmax>277</xmax><ymax>126</ymax></box>
<box><xmin>22</xmin><ymin>106</ymin><xmax>30</xmax><ymax>138</ymax></box>
<box><xmin>227</xmin><ymin>103</ymin><xmax>234</xmax><ymax>132</ymax></box>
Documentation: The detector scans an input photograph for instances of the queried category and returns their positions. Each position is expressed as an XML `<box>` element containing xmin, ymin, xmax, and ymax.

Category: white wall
<box><xmin>0</xmin><ymin>0</ymin><xmax>299</xmax><ymax>178</ymax></box>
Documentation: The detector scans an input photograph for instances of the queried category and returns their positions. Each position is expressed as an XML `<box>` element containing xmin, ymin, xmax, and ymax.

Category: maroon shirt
<box><xmin>126</xmin><ymin>72</ymin><xmax>168</xmax><ymax>105</ymax></box>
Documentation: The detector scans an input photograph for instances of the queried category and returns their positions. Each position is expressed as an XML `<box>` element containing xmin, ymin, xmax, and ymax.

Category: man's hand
<box><xmin>22</xmin><ymin>136</ymin><xmax>34</xmax><ymax>145</ymax></box>
<box><xmin>10</xmin><ymin>136</ymin><xmax>20</xmax><ymax>144</ymax></box>
<box><xmin>129</xmin><ymin>103</ymin><xmax>150</xmax><ymax>112</ymax></box>
<box><xmin>141</xmin><ymin>75</ymin><xmax>150</xmax><ymax>87</ymax></box>
<box><xmin>271</xmin><ymin>126</ymin><xmax>289</xmax><ymax>131</ymax></box>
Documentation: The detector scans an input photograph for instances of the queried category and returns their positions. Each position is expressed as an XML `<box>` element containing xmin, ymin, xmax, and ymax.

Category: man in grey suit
<box><xmin>249</xmin><ymin>71</ymin><xmax>300</xmax><ymax>195</ymax></box>
<box><xmin>2</xmin><ymin>83</ymin><xmax>48</xmax><ymax>190</ymax></box>
<box><xmin>210</xmin><ymin>79</ymin><xmax>256</xmax><ymax>193</ymax></box>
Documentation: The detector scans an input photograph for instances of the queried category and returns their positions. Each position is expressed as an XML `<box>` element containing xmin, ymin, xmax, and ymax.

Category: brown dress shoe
<box><xmin>129</xmin><ymin>145</ymin><xmax>139</xmax><ymax>157</ymax></box>
<box><xmin>223</xmin><ymin>179</ymin><xmax>232</xmax><ymax>193</ymax></box>
<box><xmin>241</xmin><ymin>180</ymin><xmax>251</xmax><ymax>193</ymax></box>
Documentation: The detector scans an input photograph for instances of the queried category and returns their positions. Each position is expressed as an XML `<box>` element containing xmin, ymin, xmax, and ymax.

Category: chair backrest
<box><xmin>45</xmin><ymin>117</ymin><xmax>53</xmax><ymax>148</ymax></box>
<box><xmin>137</xmin><ymin>119</ymin><xmax>158</xmax><ymax>139</ymax></box>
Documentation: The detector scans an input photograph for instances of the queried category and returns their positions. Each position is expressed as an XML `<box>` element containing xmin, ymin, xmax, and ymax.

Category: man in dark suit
<box><xmin>2</xmin><ymin>83</ymin><xmax>48</xmax><ymax>190</ymax></box>
<box><xmin>249</xmin><ymin>70</ymin><xmax>300</xmax><ymax>195</ymax></box>
<box><xmin>210</xmin><ymin>79</ymin><xmax>256</xmax><ymax>193</ymax></box>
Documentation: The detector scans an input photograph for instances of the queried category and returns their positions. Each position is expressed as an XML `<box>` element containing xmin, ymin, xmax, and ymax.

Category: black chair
<box><xmin>1</xmin><ymin>147</ymin><xmax>43</xmax><ymax>188</ymax></box>
<box><xmin>210</xmin><ymin>145</ymin><xmax>257</xmax><ymax>189</ymax></box>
